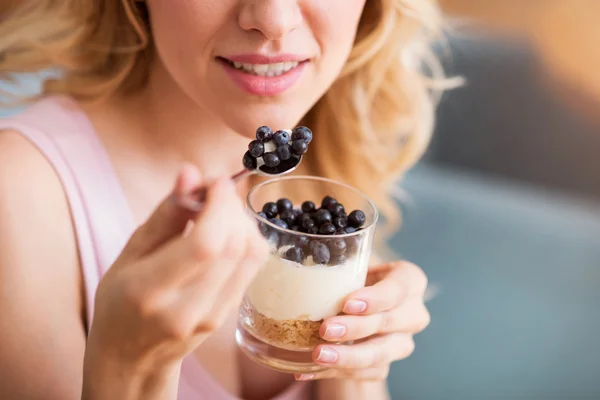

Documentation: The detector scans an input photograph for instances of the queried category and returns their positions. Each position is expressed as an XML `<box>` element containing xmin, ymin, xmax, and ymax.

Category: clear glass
<box><xmin>236</xmin><ymin>176</ymin><xmax>378</xmax><ymax>373</ymax></box>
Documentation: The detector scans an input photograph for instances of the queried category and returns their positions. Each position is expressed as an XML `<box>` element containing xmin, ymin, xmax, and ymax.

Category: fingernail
<box><xmin>295</xmin><ymin>374</ymin><xmax>315</xmax><ymax>381</ymax></box>
<box><xmin>317</xmin><ymin>347</ymin><xmax>338</xmax><ymax>363</ymax></box>
<box><xmin>324</xmin><ymin>323</ymin><xmax>346</xmax><ymax>339</ymax></box>
<box><xmin>343</xmin><ymin>299</ymin><xmax>367</xmax><ymax>314</ymax></box>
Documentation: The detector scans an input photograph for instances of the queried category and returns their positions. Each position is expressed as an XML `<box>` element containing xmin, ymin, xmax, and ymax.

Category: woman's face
<box><xmin>146</xmin><ymin>0</ymin><xmax>367</xmax><ymax>136</ymax></box>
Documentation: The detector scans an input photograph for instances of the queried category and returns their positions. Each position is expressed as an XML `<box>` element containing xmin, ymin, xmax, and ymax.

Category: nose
<box><xmin>238</xmin><ymin>0</ymin><xmax>303</xmax><ymax>41</ymax></box>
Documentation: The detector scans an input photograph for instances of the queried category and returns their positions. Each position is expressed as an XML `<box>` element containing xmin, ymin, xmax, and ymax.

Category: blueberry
<box><xmin>273</xmin><ymin>130</ymin><xmax>291</xmax><ymax>146</ymax></box>
<box><xmin>328</xmin><ymin>203</ymin><xmax>345</xmax><ymax>217</ymax></box>
<box><xmin>280</xmin><ymin>232</ymin><xmax>295</xmax><ymax>246</ymax></box>
<box><xmin>256</xmin><ymin>126</ymin><xmax>273</xmax><ymax>142</ymax></box>
<box><xmin>319</xmin><ymin>222</ymin><xmax>336</xmax><ymax>235</ymax></box>
<box><xmin>296</xmin><ymin>235</ymin><xmax>310</xmax><ymax>249</ymax></box>
<box><xmin>321</xmin><ymin>196</ymin><xmax>337</xmax><ymax>209</ymax></box>
<box><xmin>348</xmin><ymin>210</ymin><xmax>366</xmax><ymax>228</ymax></box>
<box><xmin>262</xmin><ymin>202</ymin><xmax>279</xmax><ymax>218</ymax></box>
<box><xmin>330</xmin><ymin>253</ymin><xmax>347</xmax><ymax>265</ymax></box>
<box><xmin>257</xmin><ymin>211</ymin><xmax>268</xmax><ymax>220</ymax></box>
<box><xmin>293</xmin><ymin>208</ymin><xmax>303</xmax><ymax>218</ymax></box>
<box><xmin>269</xmin><ymin>218</ymin><xmax>289</xmax><ymax>230</ymax></box>
<box><xmin>291</xmin><ymin>225</ymin><xmax>300</xmax><ymax>232</ymax></box>
<box><xmin>264</xmin><ymin>230</ymin><xmax>280</xmax><ymax>246</ymax></box>
<box><xmin>301</xmin><ymin>201</ymin><xmax>316</xmax><ymax>213</ymax></box>
<box><xmin>329</xmin><ymin>238</ymin><xmax>347</xmax><ymax>255</ymax></box>
<box><xmin>291</xmin><ymin>140</ymin><xmax>308</xmax><ymax>155</ymax></box>
<box><xmin>301</xmin><ymin>218</ymin><xmax>316</xmax><ymax>231</ymax></box>
<box><xmin>276</xmin><ymin>144</ymin><xmax>292</xmax><ymax>161</ymax></box>
<box><xmin>333</xmin><ymin>217</ymin><xmax>348</xmax><ymax>229</ymax></box>
<box><xmin>279</xmin><ymin>210</ymin><xmax>297</xmax><ymax>226</ymax></box>
<box><xmin>312</xmin><ymin>242</ymin><xmax>331</xmax><ymax>265</ymax></box>
<box><xmin>298</xmin><ymin>213</ymin><xmax>313</xmax><ymax>223</ymax></box>
<box><xmin>308</xmin><ymin>240</ymin><xmax>320</xmax><ymax>253</ymax></box>
<box><xmin>263</xmin><ymin>152</ymin><xmax>281</xmax><ymax>167</ymax></box>
<box><xmin>248</xmin><ymin>140</ymin><xmax>264</xmax><ymax>158</ymax></box>
<box><xmin>313</xmin><ymin>209</ymin><xmax>332</xmax><ymax>226</ymax></box>
<box><xmin>243</xmin><ymin>151</ymin><xmax>257</xmax><ymax>170</ymax></box>
<box><xmin>276</xmin><ymin>198</ymin><xmax>293</xmax><ymax>213</ymax></box>
<box><xmin>284</xmin><ymin>246</ymin><xmax>305</xmax><ymax>263</ymax></box>
<box><xmin>292</xmin><ymin>126</ymin><xmax>313</xmax><ymax>144</ymax></box>
<box><xmin>259</xmin><ymin>222</ymin><xmax>270</xmax><ymax>236</ymax></box>
<box><xmin>343</xmin><ymin>226</ymin><xmax>357</xmax><ymax>234</ymax></box>
<box><xmin>307</xmin><ymin>226</ymin><xmax>319</xmax><ymax>235</ymax></box>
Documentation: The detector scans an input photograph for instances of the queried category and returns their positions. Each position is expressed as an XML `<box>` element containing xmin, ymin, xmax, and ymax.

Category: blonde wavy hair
<box><xmin>0</xmin><ymin>0</ymin><xmax>453</xmax><ymax>247</ymax></box>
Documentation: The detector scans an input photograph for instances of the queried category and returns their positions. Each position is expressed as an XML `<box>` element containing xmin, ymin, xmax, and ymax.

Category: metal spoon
<box><xmin>179</xmin><ymin>155</ymin><xmax>303</xmax><ymax>212</ymax></box>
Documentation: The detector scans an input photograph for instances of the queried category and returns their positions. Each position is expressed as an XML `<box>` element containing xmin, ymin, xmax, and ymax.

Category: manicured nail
<box><xmin>324</xmin><ymin>323</ymin><xmax>346</xmax><ymax>339</ymax></box>
<box><xmin>295</xmin><ymin>374</ymin><xmax>315</xmax><ymax>381</ymax></box>
<box><xmin>317</xmin><ymin>347</ymin><xmax>339</xmax><ymax>363</ymax></box>
<box><xmin>343</xmin><ymin>299</ymin><xmax>367</xmax><ymax>314</ymax></box>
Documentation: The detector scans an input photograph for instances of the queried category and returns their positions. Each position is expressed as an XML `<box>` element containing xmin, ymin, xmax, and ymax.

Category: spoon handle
<box><xmin>231</xmin><ymin>168</ymin><xmax>255</xmax><ymax>182</ymax></box>
<box><xmin>179</xmin><ymin>168</ymin><xmax>256</xmax><ymax>212</ymax></box>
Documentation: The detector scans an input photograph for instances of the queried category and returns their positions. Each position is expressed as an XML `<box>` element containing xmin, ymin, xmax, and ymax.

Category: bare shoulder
<box><xmin>0</xmin><ymin>129</ymin><xmax>86</xmax><ymax>399</ymax></box>
<box><xmin>0</xmin><ymin>129</ymin><xmax>64</xmax><ymax>190</ymax></box>
<box><xmin>0</xmin><ymin>130</ymin><xmax>75</xmax><ymax>245</ymax></box>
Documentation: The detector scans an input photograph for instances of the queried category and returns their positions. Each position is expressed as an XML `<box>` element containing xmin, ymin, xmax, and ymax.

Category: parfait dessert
<box><xmin>236</xmin><ymin>130</ymin><xmax>378</xmax><ymax>373</ymax></box>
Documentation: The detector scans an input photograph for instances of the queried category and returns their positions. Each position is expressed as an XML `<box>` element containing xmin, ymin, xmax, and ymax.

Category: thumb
<box><xmin>120</xmin><ymin>163</ymin><xmax>204</xmax><ymax>262</ymax></box>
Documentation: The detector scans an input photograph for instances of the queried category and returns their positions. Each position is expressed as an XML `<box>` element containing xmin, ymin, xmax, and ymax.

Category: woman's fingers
<box><xmin>117</xmin><ymin>164</ymin><xmax>203</xmax><ymax>265</ymax></box>
<box><xmin>188</xmin><ymin>177</ymin><xmax>241</xmax><ymax>259</ymax></box>
<box><xmin>215</xmin><ymin>218</ymin><xmax>269</xmax><ymax>308</ymax></box>
<box><xmin>197</xmin><ymin>219</ymin><xmax>269</xmax><ymax>329</ymax></box>
<box><xmin>321</xmin><ymin>297</ymin><xmax>430</xmax><ymax>341</ymax></box>
<box><xmin>174</xmin><ymin>180</ymin><xmax>268</xmax><ymax>327</ymax></box>
<box><xmin>312</xmin><ymin>333</ymin><xmax>415</xmax><ymax>370</ymax></box>
<box><xmin>344</xmin><ymin>262</ymin><xmax>428</xmax><ymax>316</ymax></box>
<box><xmin>124</xmin><ymin>177</ymin><xmax>256</xmax><ymax>339</ymax></box>
<box><xmin>135</xmin><ymin>177</ymin><xmax>243</xmax><ymax>288</ymax></box>
<box><xmin>295</xmin><ymin>366</ymin><xmax>390</xmax><ymax>381</ymax></box>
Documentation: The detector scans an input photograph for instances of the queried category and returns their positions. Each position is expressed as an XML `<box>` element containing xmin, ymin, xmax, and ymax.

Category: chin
<box><xmin>218</xmin><ymin>101</ymin><xmax>312</xmax><ymax>139</ymax></box>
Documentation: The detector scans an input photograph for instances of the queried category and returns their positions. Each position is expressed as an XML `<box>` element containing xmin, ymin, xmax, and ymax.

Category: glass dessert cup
<box><xmin>236</xmin><ymin>176</ymin><xmax>378</xmax><ymax>374</ymax></box>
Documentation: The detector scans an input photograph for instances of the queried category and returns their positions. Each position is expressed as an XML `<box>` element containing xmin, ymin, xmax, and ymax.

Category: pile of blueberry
<box><xmin>257</xmin><ymin>196</ymin><xmax>367</xmax><ymax>266</ymax></box>
<box><xmin>243</xmin><ymin>126</ymin><xmax>312</xmax><ymax>174</ymax></box>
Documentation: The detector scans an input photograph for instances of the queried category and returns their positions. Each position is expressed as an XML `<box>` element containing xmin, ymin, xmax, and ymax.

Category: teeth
<box><xmin>229</xmin><ymin>61</ymin><xmax>300</xmax><ymax>76</ymax></box>
<box><xmin>272</xmin><ymin>62</ymin><xmax>285</xmax><ymax>76</ymax></box>
<box><xmin>253</xmin><ymin>64</ymin><xmax>270</xmax><ymax>75</ymax></box>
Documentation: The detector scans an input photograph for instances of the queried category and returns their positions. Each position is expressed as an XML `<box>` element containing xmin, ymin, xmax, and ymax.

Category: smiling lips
<box><xmin>218</xmin><ymin>54</ymin><xmax>309</xmax><ymax>96</ymax></box>
<box><xmin>228</xmin><ymin>60</ymin><xmax>300</xmax><ymax>77</ymax></box>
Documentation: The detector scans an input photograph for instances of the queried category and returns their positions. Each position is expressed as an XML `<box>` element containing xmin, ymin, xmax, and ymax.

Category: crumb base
<box><xmin>248</xmin><ymin>308</ymin><xmax>324</xmax><ymax>350</ymax></box>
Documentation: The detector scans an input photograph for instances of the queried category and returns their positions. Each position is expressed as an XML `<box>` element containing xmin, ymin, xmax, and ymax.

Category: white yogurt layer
<box><xmin>246</xmin><ymin>246</ymin><xmax>370</xmax><ymax>321</ymax></box>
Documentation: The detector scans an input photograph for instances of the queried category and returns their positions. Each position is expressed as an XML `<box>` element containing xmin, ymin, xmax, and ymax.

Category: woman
<box><xmin>0</xmin><ymin>1</ymin><xmax>441</xmax><ymax>399</ymax></box>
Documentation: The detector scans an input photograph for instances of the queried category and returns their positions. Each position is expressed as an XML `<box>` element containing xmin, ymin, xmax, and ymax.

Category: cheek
<box><xmin>309</xmin><ymin>0</ymin><xmax>367</xmax><ymax>74</ymax></box>
<box><xmin>147</xmin><ymin>0</ymin><xmax>228</xmax><ymax>66</ymax></box>
<box><xmin>148</xmin><ymin>0</ymin><xmax>227</xmax><ymax>32</ymax></box>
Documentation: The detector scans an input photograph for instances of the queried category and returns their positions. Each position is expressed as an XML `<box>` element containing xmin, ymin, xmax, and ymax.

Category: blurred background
<box><xmin>388</xmin><ymin>1</ymin><xmax>600</xmax><ymax>399</ymax></box>
<box><xmin>2</xmin><ymin>1</ymin><xmax>600</xmax><ymax>399</ymax></box>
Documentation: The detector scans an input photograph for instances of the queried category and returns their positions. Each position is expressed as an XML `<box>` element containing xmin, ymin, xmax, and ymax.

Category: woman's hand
<box><xmin>83</xmin><ymin>165</ymin><xmax>269</xmax><ymax>398</ymax></box>
<box><xmin>296</xmin><ymin>261</ymin><xmax>429</xmax><ymax>381</ymax></box>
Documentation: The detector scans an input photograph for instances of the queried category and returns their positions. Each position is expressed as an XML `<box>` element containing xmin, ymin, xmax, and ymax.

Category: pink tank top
<box><xmin>0</xmin><ymin>96</ymin><xmax>309</xmax><ymax>400</ymax></box>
